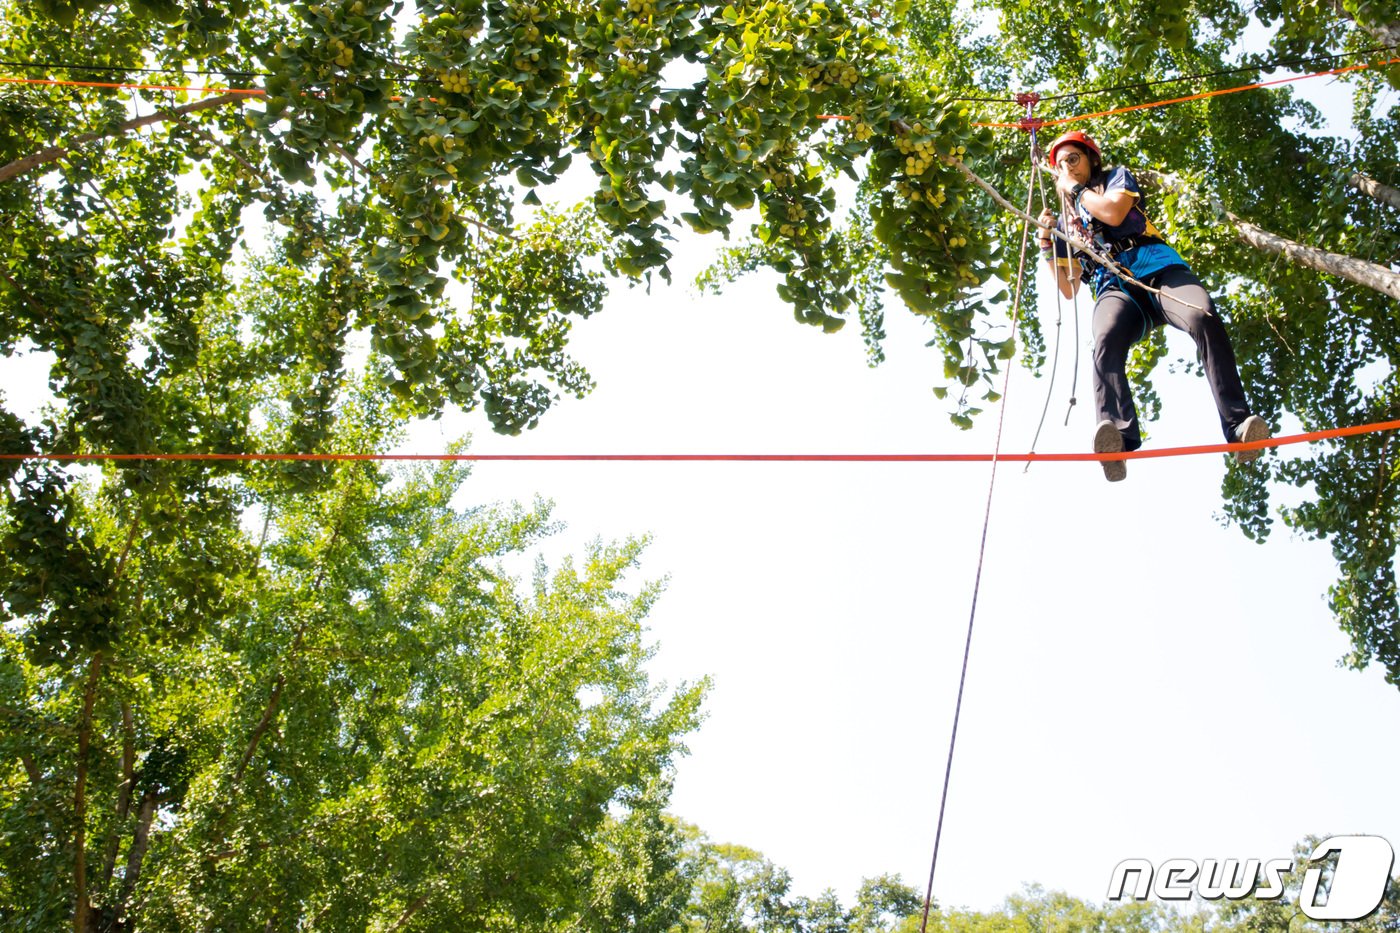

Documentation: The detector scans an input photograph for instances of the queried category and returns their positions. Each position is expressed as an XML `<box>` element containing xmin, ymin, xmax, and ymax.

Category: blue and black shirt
<box><xmin>1052</xmin><ymin>167</ymin><xmax>1188</xmax><ymax>297</ymax></box>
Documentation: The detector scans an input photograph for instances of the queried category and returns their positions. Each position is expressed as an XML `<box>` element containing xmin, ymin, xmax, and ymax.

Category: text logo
<box><xmin>1298</xmin><ymin>836</ymin><xmax>1395</xmax><ymax>921</ymax></box>
<box><xmin>1107</xmin><ymin>835</ymin><xmax>1394</xmax><ymax>922</ymax></box>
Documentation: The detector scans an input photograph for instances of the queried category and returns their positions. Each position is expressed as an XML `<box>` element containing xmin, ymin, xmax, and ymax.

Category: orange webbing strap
<box><xmin>2</xmin><ymin>413</ymin><xmax>1395</xmax><ymax>467</ymax></box>
<box><xmin>0</xmin><ymin>75</ymin><xmax>264</xmax><ymax>95</ymax></box>
<box><xmin>972</xmin><ymin>57</ymin><xmax>1400</xmax><ymax>129</ymax></box>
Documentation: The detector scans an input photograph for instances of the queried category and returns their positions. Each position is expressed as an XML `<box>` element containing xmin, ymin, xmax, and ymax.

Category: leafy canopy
<box><xmin>2</xmin><ymin>0</ymin><xmax>1013</xmax><ymax>437</ymax></box>
<box><xmin>1</xmin><ymin>367</ymin><xmax>708</xmax><ymax>929</ymax></box>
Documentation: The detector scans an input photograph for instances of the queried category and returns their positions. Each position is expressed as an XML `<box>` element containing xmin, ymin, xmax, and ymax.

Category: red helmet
<box><xmin>1046</xmin><ymin>130</ymin><xmax>1101</xmax><ymax>168</ymax></box>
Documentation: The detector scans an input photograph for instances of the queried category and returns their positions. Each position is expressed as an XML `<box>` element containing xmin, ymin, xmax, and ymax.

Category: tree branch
<box><xmin>174</xmin><ymin>113</ymin><xmax>268</xmax><ymax>183</ymax></box>
<box><xmin>1226</xmin><ymin>212</ymin><xmax>1400</xmax><ymax>301</ymax></box>
<box><xmin>1</xmin><ymin>703</ymin><xmax>79</xmax><ymax>736</ymax></box>
<box><xmin>327</xmin><ymin>140</ymin><xmax>371</xmax><ymax>177</ymax></box>
<box><xmin>389</xmin><ymin>894</ymin><xmax>430</xmax><ymax>932</ymax></box>
<box><xmin>21</xmin><ymin>754</ymin><xmax>42</xmax><ymax>786</ymax></box>
<box><xmin>253</xmin><ymin>504</ymin><xmax>274</xmax><ymax>577</ymax></box>
<box><xmin>1349</xmin><ymin>172</ymin><xmax>1400</xmax><ymax>212</ymax></box>
<box><xmin>112</xmin><ymin>517</ymin><xmax>142</xmax><ymax>586</ymax></box>
<box><xmin>1326</xmin><ymin>0</ymin><xmax>1400</xmax><ymax>47</ymax></box>
<box><xmin>1375</xmin><ymin>21</ymin><xmax>1400</xmax><ymax>46</ymax></box>
<box><xmin>231</xmin><ymin>514</ymin><xmax>345</xmax><ymax>787</ymax></box>
<box><xmin>1138</xmin><ymin>168</ymin><xmax>1400</xmax><ymax>301</ymax></box>
<box><xmin>0</xmin><ymin>266</ymin><xmax>51</xmax><ymax>322</ymax></box>
<box><xmin>0</xmin><ymin>92</ymin><xmax>247</xmax><ymax>185</ymax></box>
<box><xmin>233</xmin><ymin>674</ymin><xmax>286</xmax><ymax>785</ymax></box>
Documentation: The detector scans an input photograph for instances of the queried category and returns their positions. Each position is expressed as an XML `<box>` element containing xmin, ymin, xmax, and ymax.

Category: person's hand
<box><xmin>1054</xmin><ymin>169</ymin><xmax>1080</xmax><ymax>199</ymax></box>
<box><xmin>1037</xmin><ymin>208</ymin><xmax>1056</xmax><ymax>249</ymax></box>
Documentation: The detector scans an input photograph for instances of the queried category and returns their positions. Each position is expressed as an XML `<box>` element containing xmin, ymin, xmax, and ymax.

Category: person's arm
<box><xmin>1075</xmin><ymin>186</ymin><xmax>1136</xmax><ymax>226</ymax></box>
<box><xmin>1054</xmin><ymin>167</ymin><xmax>1137</xmax><ymax>226</ymax></box>
<box><xmin>1037</xmin><ymin>208</ymin><xmax>1080</xmax><ymax>299</ymax></box>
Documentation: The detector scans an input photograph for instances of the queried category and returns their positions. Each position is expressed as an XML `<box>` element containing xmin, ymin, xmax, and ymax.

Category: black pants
<box><xmin>1092</xmin><ymin>266</ymin><xmax>1251</xmax><ymax>450</ymax></box>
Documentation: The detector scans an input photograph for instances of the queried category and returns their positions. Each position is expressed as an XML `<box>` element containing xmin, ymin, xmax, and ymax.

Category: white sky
<box><xmin>5</xmin><ymin>38</ymin><xmax>1394</xmax><ymax>917</ymax></box>
<box><xmin>404</xmin><ymin>213</ymin><xmax>1400</xmax><ymax>913</ymax></box>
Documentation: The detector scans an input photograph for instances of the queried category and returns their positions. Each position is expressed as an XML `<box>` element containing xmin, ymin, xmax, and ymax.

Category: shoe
<box><xmin>1093</xmin><ymin>419</ymin><xmax>1126</xmax><ymax>482</ymax></box>
<box><xmin>1233</xmin><ymin>415</ymin><xmax>1270</xmax><ymax>463</ymax></box>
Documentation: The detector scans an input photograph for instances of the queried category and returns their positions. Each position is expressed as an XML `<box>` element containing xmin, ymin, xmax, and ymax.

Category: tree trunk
<box><xmin>74</xmin><ymin>652</ymin><xmax>104</xmax><ymax>933</ymax></box>
<box><xmin>1350</xmin><ymin>172</ymin><xmax>1400</xmax><ymax>212</ymax></box>
<box><xmin>1137</xmin><ymin>169</ymin><xmax>1400</xmax><ymax>301</ymax></box>
<box><xmin>110</xmin><ymin>790</ymin><xmax>159</xmax><ymax>929</ymax></box>
<box><xmin>101</xmin><ymin>703</ymin><xmax>137</xmax><ymax>891</ymax></box>
<box><xmin>0</xmin><ymin>92</ymin><xmax>247</xmax><ymax>185</ymax></box>
<box><xmin>1226</xmin><ymin>212</ymin><xmax>1400</xmax><ymax>301</ymax></box>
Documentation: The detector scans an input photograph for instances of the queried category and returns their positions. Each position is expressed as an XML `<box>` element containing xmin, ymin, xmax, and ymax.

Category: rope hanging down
<box><xmin>918</xmin><ymin>103</ymin><xmax>1040</xmax><ymax>933</ymax></box>
<box><xmin>1023</xmin><ymin>140</ymin><xmax>1078</xmax><ymax>469</ymax></box>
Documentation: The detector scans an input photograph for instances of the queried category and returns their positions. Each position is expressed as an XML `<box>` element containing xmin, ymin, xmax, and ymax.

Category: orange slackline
<box><xmin>3</xmin><ymin>418</ymin><xmax>1398</xmax><ymax>464</ymax></box>
<box><xmin>0</xmin><ymin>74</ymin><xmax>455</xmax><ymax>107</ymax></box>
<box><xmin>12</xmin><ymin>56</ymin><xmax>1397</xmax><ymax>129</ymax></box>
<box><xmin>972</xmin><ymin>56</ymin><xmax>1400</xmax><ymax>129</ymax></box>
